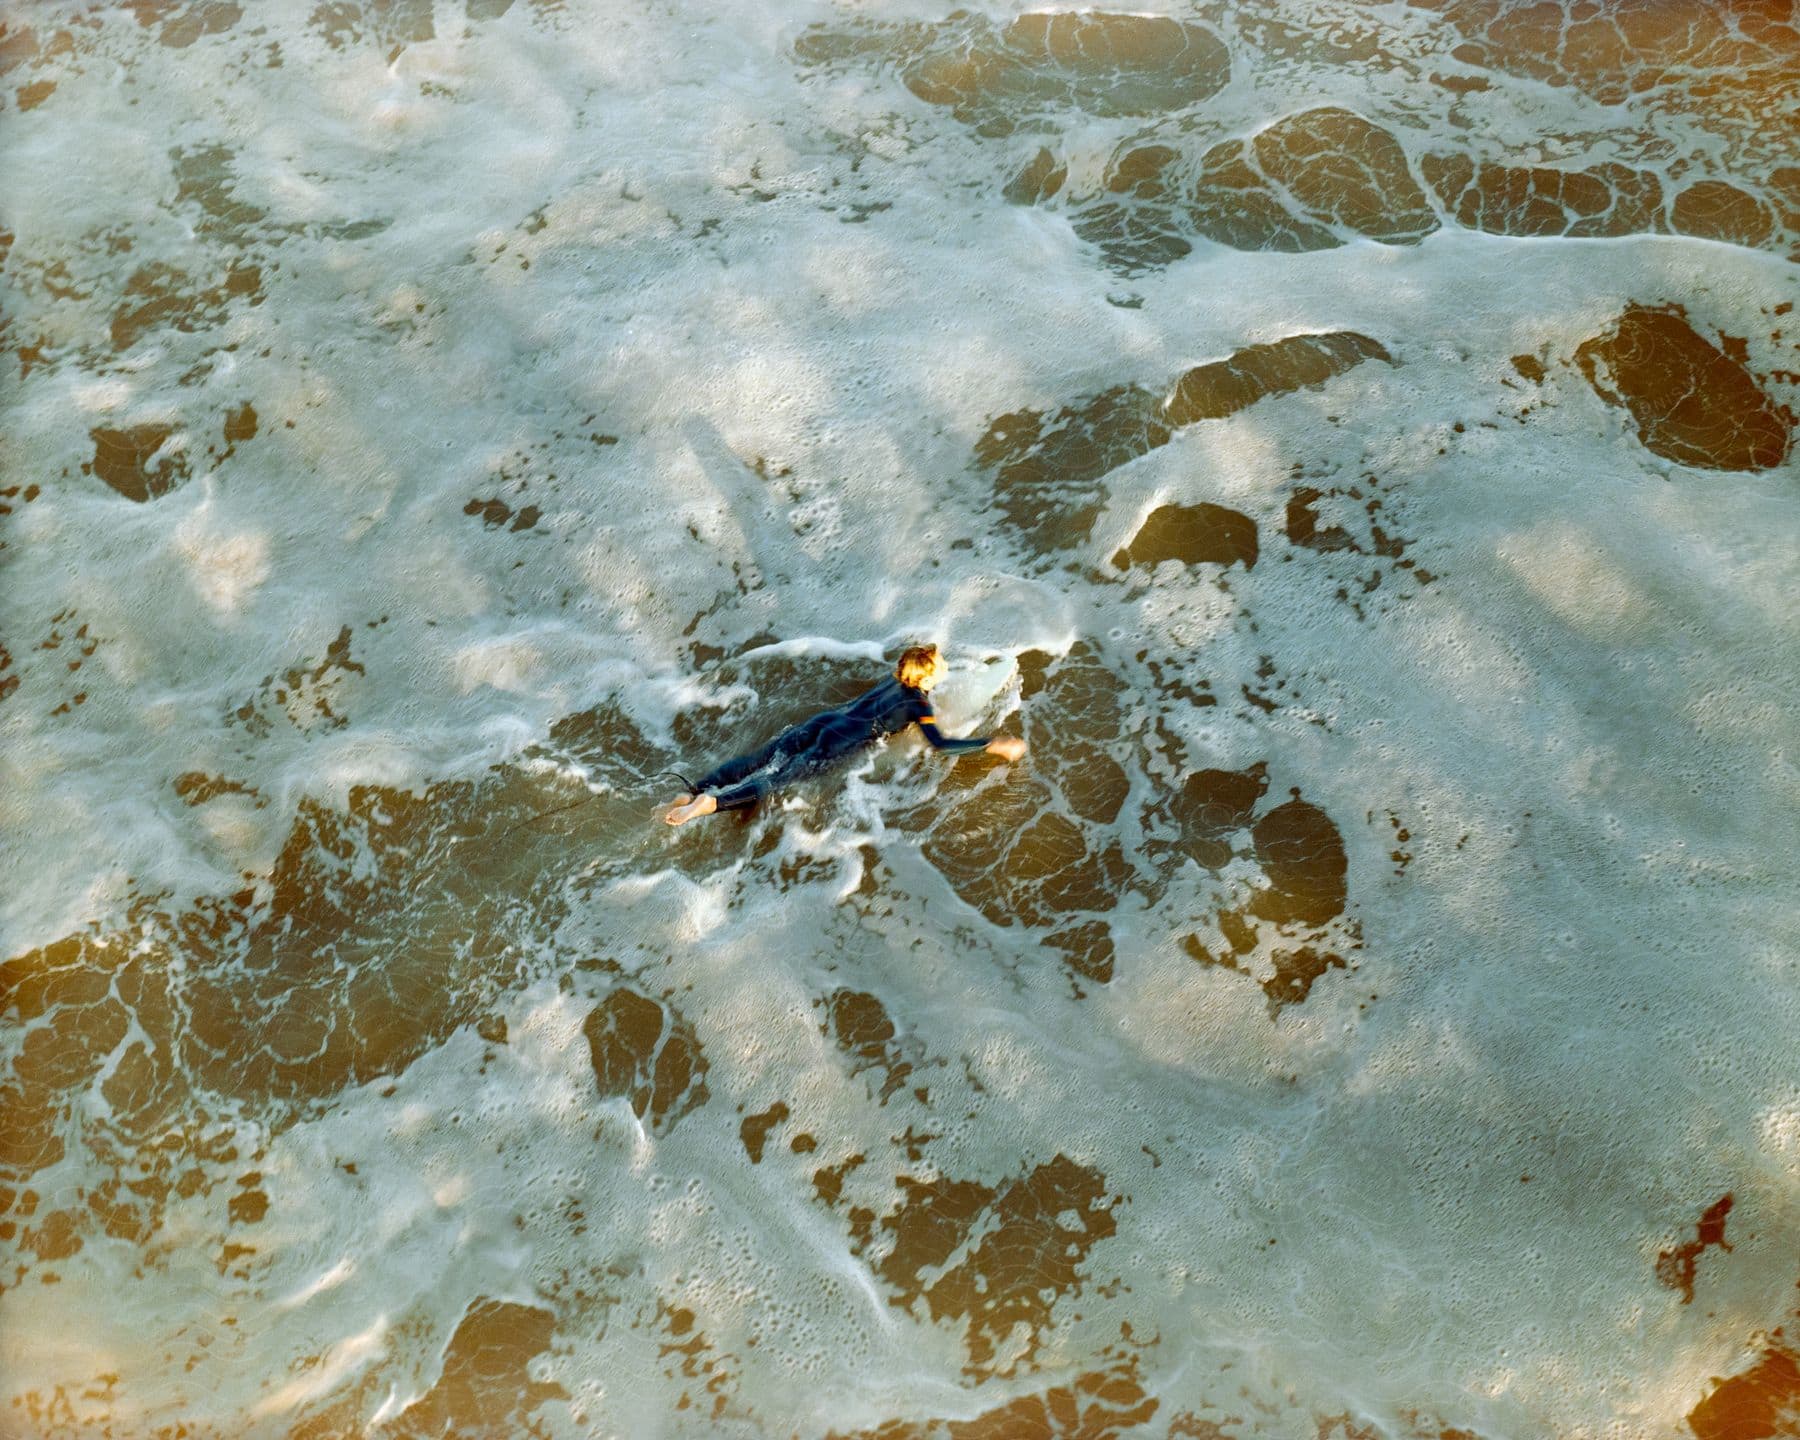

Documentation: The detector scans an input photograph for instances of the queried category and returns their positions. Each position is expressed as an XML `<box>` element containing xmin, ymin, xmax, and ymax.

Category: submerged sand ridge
<box><xmin>2</xmin><ymin>0</ymin><xmax>1799</xmax><ymax>1436</ymax></box>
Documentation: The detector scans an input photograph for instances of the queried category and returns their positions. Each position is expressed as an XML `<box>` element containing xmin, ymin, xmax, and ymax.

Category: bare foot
<box><xmin>984</xmin><ymin>735</ymin><xmax>1027</xmax><ymax>762</ymax></box>
<box><xmin>664</xmin><ymin>794</ymin><xmax>718</xmax><ymax>826</ymax></box>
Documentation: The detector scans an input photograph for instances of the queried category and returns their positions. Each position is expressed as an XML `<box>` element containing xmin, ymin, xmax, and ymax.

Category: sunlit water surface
<box><xmin>1</xmin><ymin>1</ymin><xmax>1798</xmax><ymax>1436</ymax></box>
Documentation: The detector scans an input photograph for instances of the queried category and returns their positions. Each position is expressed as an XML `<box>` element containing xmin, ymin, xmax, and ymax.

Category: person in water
<box><xmin>662</xmin><ymin>643</ymin><xmax>1027</xmax><ymax>826</ymax></box>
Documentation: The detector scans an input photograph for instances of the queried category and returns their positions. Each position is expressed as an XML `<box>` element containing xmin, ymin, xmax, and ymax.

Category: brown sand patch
<box><xmin>1671</xmin><ymin>182</ymin><xmax>1777</xmax><ymax>248</ymax></box>
<box><xmin>1423</xmin><ymin>154</ymin><xmax>1665</xmax><ymax>238</ymax></box>
<box><xmin>1656</xmin><ymin>1193</ymin><xmax>1734</xmax><ymax>1304</ymax></box>
<box><xmin>821</xmin><ymin>990</ymin><xmax>913</xmax><ymax>1102</ymax></box>
<box><xmin>978</xmin><ymin>333</ymin><xmax>1389</xmax><ymax>545</ymax></box>
<box><xmin>584</xmin><ymin>988</ymin><xmax>710</xmax><ymax>1135</ymax></box>
<box><xmin>740</xmin><ymin>1101</ymin><xmax>790</xmax><ymax>1163</ymax></box>
<box><xmin>823</xmin><ymin>1155</ymin><xmax>1120</xmax><ymax>1377</ymax></box>
<box><xmin>110</xmin><ymin>260</ymin><xmax>262</xmax><ymax>353</ymax></box>
<box><xmin>1577</xmin><ymin>305</ymin><xmax>1792</xmax><ymax>471</ymax></box>
<box><xmin>825</xmin><ymin>1348</ymin><xmax>1157</xmax><ymax>1439</ymax></box>
<box><xmin>1252</xmin><ymin>109</ymin><xmax>1438</xmax><ymax>245</ymax></box>
<box><xmin>799</xmin><ymin>12</ymin><xmax>1229</xmax><ymax>138</ymax></box>
<box><xmin>88</xmin><ymin>424</ymin><xmax>189</xmax><ymax>502</ymax></box>
<box><xmin>1688</xmin><ymin>1338</ymin><xmax>1800</xmax><ymax>1440</ymax></box>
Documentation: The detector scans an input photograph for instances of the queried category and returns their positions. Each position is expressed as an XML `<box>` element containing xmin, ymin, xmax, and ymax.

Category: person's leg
<box><xmin>664</xmin><ymin>779</ymin><xmax>764</xmax><ymax>826</ymax></box>
<box><xmin>667</xmin><ymin>741</ymin><xmax>781</xmax><ymax>825</ymax></box>
<box><xmin>664</xmin><ymin>792</ymin><xmax>716</xmax><ymax>825</ymax></box>
<box><xmin>695</xmin><ymin>743</ymin><xmax>776</xmax><ymax>793</ymax></box>
<box><xmin>709</xmin><ymin>779</ymin><xmax>764</xmax><ymax>812</ymax></box>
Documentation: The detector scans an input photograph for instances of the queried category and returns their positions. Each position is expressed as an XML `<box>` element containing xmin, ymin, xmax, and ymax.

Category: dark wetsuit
<box><xmin>693</xmin><ymin>677</ymin><xmax>991</xmax><ymax>812</ymax></box>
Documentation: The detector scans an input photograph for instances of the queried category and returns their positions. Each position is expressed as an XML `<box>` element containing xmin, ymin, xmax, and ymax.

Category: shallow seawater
<box><xmin>1</xmin><ymin>2</ymin><xmax>1798</xmax><ymax>1436</ymax></box>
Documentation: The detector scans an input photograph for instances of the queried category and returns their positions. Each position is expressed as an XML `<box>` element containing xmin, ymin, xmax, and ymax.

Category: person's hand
<box><xmin>985</xmin><ymin>735</ymin><xmax>1027</xmax><ymax>762</ymax></box>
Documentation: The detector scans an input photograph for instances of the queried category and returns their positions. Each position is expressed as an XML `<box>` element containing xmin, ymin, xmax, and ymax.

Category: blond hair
<box><xmin>895</xmin><ymin>644</ymin><xmax>941</xmax><ymax>689</ymax></box>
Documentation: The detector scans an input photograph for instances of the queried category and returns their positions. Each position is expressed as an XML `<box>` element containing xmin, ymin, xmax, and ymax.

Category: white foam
<box><xmin>1</xmin><ymin>1</ymin><xmax>1796</xmax><ymax>1436</ymax></box>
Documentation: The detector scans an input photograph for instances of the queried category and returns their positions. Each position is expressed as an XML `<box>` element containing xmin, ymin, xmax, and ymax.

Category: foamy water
<box><xmin>2</xmin><ymin>2</ymin><xmax>1797</xmax><ymax>1436</ymax></box>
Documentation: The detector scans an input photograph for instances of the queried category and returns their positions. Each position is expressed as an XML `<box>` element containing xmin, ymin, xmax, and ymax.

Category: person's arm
<box><xmin>917</xmin><ymin>710</ymin><xmax>991</xmax><ymax>754</ymax></box>
<box><xmin>915</xmin><ymin>706</ymin><xmax>1026</xmax><ymax>760</ymax></box>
